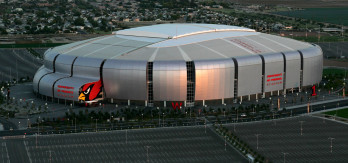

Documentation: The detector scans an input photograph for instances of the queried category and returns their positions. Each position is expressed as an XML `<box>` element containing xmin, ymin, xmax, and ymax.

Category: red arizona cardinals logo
<box><xmin>78</xmin><ymin>80</ymin><xmax>102</xmax><ymax>102</ymax></box>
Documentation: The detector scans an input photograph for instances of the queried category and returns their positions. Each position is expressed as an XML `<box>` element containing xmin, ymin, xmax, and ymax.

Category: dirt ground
<box><xmin>324</xmin><ymin>59</ymin><xmax>348</xmax><ymax>68</ymax></box>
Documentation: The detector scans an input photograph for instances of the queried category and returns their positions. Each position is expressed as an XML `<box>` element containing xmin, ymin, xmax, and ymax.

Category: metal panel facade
<box><xmin>153</xmin><ymin>61</ymin><xmax>187</xmax><ymax>101</ymax></box>
<box><xmin>43</xmin><ymin>51</ymin><xmax>59</xmax><ymax>70</ymax></box>
<box><xmin>284</xmin><ymin>51</ymin><xmax>301</xmax><ymax>89</ymax></box>
<box><xmin>32</xmin><ymin>66</ymin><xmax>52</xmax><ymax>92</ymax></box>
<box><xmin>38</xmin><ymin>73</ymin><xmax>68</xmax><ymax>97</ymax></box>
<box><xmin>236</xmin><ymin>55</ymin><xmax>262</xmax><ymax>96</ymax></box>
<box><xmin>55</xmin><ymin>55</ymin><xmax>77</xmax><ymax>74</ymax></box>
<box><xmin>195</xmin><ymin>59</ymin><xmax>234</xmax><ymax>100</ymax></box>
<box><xmin>73</xmin><ymin>57</ymin><xmax>103</xmax><ymax>79</ymax></box>
<box><xmin>103</xmin><ymin>60</ymin><xmax>147</xmax><ymax>100</ymax></box>
<box><xmin>53</xmin><ymin>77</ymin><xmax>96</xmax><ymax>101</ymax></box>
<box><xmin>302</xmin><ymin>46</ymin><xmax>323</xmax><ymax>86</ymax></box>
<box><xmin>263</xmin><ymin>53</ymin><xmax>284</xmax><ymax>92</ymax></box>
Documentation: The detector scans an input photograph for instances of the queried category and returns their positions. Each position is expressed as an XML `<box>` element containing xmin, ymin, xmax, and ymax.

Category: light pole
<box><xmin>46</xmin><ymin>150</ymin><xmax>54</xmax><ymax>163</ymax></box>
<box><xmin>162</xmin><ymin>113</ymin><xmax>165</xmax><ymax>127</ymax></box>
<box><xmin>95</xmin><ymin>119</ymin><xmax>98</xmax><ymax>132</ymax></box>
<box><xmin>145</xmin><ymin>146</ymin><xmax>151</xmax><ymax>163</ymax></box>
<box><xmin>74</xmin><ymin>117</ymin><xmax>76</xmax><ymax>133</ymax></box>
<box><xmin>323</xmin><ymin>106</ymin><xmax>326</xmax><ymax>123</ymax></box>
<box><xmin>36</xmin><ymin>117</ymin><xmax>40</xmax><ymax>149</ymax></box>
<box><xmin>225</xmin><ymin>135</ymin><xmax>227</xmax><ymax>151</ymax></box>
<box><xmin>255</xmin><ymin>134</ymin><xmax>262</xmax><ymax>150</ymax></box>
<box><xmin>328</xmin><ymin>137</ymin><xmax>335</xmax><ymax>153</ymax></box>
<box><xmin>205</xmin><ymin>118</ymin><xmax>207</xmax><ymax>134</ymax></box>
<box><xmin>282</xmin><ymin>152</ymin><xmax>288</xmax><ymax>163</ymax></box>
<box><xmin>126</xmin><ymin>129</ymin><xmax>128</xmax><ymax>144</ymax></box>
<box><xmin>299</xmin><ymin>121</ymin><xmax>305</xmax><ymax>136</ymax></box>
<box><xmin>158</xmin><ymin>107</ymin><xmax>160</xmax><ymax>127</ymax></box>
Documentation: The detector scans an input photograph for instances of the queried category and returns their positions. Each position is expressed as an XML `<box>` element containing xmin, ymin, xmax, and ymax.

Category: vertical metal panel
<box><xmin>284</xmin><ymin>51</ymin><xmax>301</xmax><ymax>89</ymax></box>
<box><xmin>55</xmin><ymin>55</ymin><xmax>77</xmax><ymax>74</ymax></box>
<box><xmin>262</xmin><ymin>53</ymin><xmax>284</xmax><ymax>92</ymax></box>
<box><xmin>33</xmin><ymin>66</ymin><xmax>52</xmax><ymax>92</ymax></box>
<box><xmin>103</xmin><ymin>60</ymin><xmax>147</xmax><ymax>100</ymax></box>
<box><xmin>301</xmin><ymin>46</ymin><xmax>323</xmax><ymax>86</ymax></box>
<box><xmin>194</xmin><ymin>59</ymin><xmax>234</xmax><ymax>100</ymax></box>
<box><xmin>53</xmin><ymin>78</ymin><xmax>96</xmax><ymax>101</ymax></box>
<box><xmin>73</xmin><ymin>57</ymin><xmax>104</xmax><ymax>79</ymax></box>
<box><xmin>153</xmin><ymin>61</ymin><xmax>187</xmax><ymax>101</ymax></box>
<box><xmin>44</xmin><ymin>51</ymin><xmax>59</xmax><ymax>70</ymax></box>
<box><xmin>236</xmin><ymin>55</ymin><xmax>262</xmax><ymax>96</ymax></box>
<box><xmin>38</xmin><ymin>73</ymin><xmax>68</xmax><ymax>97</ymax></box>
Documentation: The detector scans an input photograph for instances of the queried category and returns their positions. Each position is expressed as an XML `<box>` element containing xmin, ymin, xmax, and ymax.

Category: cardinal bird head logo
<box><xmin>78</xmin><ymin>80</ymin><xmax>102</xmax><ymax>102</ymax></box>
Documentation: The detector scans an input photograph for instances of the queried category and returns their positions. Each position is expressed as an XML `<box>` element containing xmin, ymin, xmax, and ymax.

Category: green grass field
<box><xmin>324</xmin><ymin>108</ymin><xmax>348</xmax><ymax>119</ymax></box>
<box><xmin>323</xmin><ymin>68</ymin><xmax>348</xmax><ymax>78</ymax></box>
<box><xmin>273</xmin><ymin>8</ymin><xmax>348</xmax><ymax>26</ymax></box>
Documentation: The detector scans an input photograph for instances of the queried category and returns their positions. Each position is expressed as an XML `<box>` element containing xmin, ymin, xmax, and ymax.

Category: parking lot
<box><xmin>0</xmin><ymin>126</ymin><xmax>247</xmax><ymax>163</ymax></box>
<box><xmin>0</xmin><ymin>49</ymin><xmax>43</xmax><ymax>82</ymax></box>
<box><xmin>224</xmin><ymin>115</ymin><xmax>348</xmax><ymax>163</ymax></box>
<box><xmin>319</xmin><ymin>42</ymin><xmax>348</xmax><ymax>59</ymax></box>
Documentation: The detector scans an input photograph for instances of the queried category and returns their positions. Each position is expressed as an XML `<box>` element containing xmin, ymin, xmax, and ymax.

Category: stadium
<box><xmin>33</xmin><ymin>23</ymin><xmax>323</xmax><ymax>107</ymax></box>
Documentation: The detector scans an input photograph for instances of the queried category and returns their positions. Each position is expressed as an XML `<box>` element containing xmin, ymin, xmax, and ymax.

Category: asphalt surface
<box><xmin>0</xmin><ymin>49</ymin><xmax>42</xmax><ymax>82</ymax></box>
<box><xmin>0</xmin><ymin>126</ymin><xmax>247</xmax><ymax>163</ymax></box>
<box><xmin>318</xmin><ymin>42</ymin><xmax>348</xmax><ymax>60</ymax></box>
<box><xmin>224</xmin><ymin>115</ymin><xmax>348</xmax><ymax>163</ymax></box>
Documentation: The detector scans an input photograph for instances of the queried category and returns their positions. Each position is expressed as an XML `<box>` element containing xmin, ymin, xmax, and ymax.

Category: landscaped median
<box><xmin>324</xmin><ymin>108</ymin><xmax>348</xmax><ymax>119</ymax></box>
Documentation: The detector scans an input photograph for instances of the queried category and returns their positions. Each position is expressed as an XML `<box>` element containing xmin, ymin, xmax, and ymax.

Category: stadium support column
<box><xmin>281</xmin><ymin>52</ymin><xmax>287</xmax><ymax>95</ymax></box>
<box><xmin>128</xmin><ymin>100</ymin><xmax>130</xmax><ymax>106</ymax></box>
<box><xmin>111</xmin><ymin>98</ymin><xmax>113</xmax><ymax>103</ymax></box>
<box><xmin>186</xmin><ymin>61</ymin><xmax>195</xmax><ymax>107</ymax></box>
<box><xmin>222</xmin><ymin>98</ymin><xmax>224</xmax><ymax>105</ymax></box>
<box><xmin>298</xmin><ymin>50</ymin><xmax>304</xmax><ymax>93</ymax></box>
<box><xmin>145</xmin><ymin>101</ymin><xmax>148</xmax><ymax>107</ymax></box>
<box><xmin>203</xmin><ymin>100</ymin><xmax>205</xmax><ymax>106</ymax></box>
<box><xmin>164</xmin><ymin>101</ymin><xmax>166</xmax><ymax>107</ymax></box>
<box><xmin>147</xmin><ymin>62</ymin><xmax>154</xmax><ymax>107</ymax></box>
<box><xmin>248</xmin><ymin>95</ymin><xmax>250</xmax><ymax>101</ymax></box>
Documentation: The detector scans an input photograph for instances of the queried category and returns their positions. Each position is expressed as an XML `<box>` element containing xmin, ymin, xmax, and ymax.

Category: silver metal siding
<box><xmin>53</xmin><ymin>77</ymin><xmax>97</xmax><ymax>101</ymax></box>
<box><xmin>302</xmin><ymin>46</ymin><xmax>323</xmax><ymax>86</ymax></box>
<box><xmin>153</xmin><ymin>61</ymin><xmax>187</xmax><ymax>101</ymax></box>
<box><xmin>55</xmin><ymin>55</ymin><xmax>76</xmax><ymax>74</ymax></box>
<box><xmin>263</xmin><ymin>53</ymin><xmax>284</xmax><ymax>92</ymax></box>
<box><xmin>103</xmin><ymin>60</ymin><xmax>147</xmax><ymax>100</ymax></box>
<box><xmin>195</xmin><ymin>59</ymin><xmax>234</xmax><ymax>100</ymax></box>
<box><xmin>33</xmin><ymin>66</ymin><xmax>51</xmax><ymax>92</ymax></box>
<box><xmin>236</xmin><ymin>56</ymin><xmax>262</xmax><ymax>96</ymax></box>
<box><xmin>284</xmin><ymin>51</ymin><xmax>301</xmax><ymax>89</ymax></box>
<box><xmin>73</xmin><ymin>57</ymin><xmax>103</xmax><ymax>79</ymax></box>
<box><xmin>38</xmin><ymin>73</ymin><xmax>68</xmax><ymax>97</ymax></box>
<box><xmin>44</xmin><ymin>51</ymin><xmax>59</xmax><ymax>70</ymax></box>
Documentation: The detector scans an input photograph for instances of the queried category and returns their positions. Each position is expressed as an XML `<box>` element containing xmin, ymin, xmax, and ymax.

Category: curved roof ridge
<box><xmin>115</xmin><ymin>23</ymin><xmax>255</xmax><ymax>39</ymax></box>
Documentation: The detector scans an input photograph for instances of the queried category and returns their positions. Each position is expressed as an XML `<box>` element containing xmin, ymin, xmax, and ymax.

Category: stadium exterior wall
<box><xmin>33</xmin><ymin>43</ymin><xmax>323</xmax><ymax>106</ymax></box>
